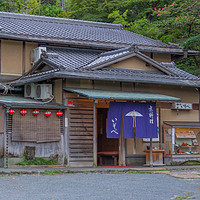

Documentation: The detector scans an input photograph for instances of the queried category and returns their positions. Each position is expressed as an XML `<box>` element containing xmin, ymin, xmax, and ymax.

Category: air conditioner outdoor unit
<box><xmin>35</xmin><ymin>84</ymin><xmax>52</xmax><ymax>100</ymax></box>
<box><xmin>31</xmin><ymin>47</ymin><xmax>46</xmax><ymax>65</ymax></box>
<box><xmin>24</xmin><ymin>83</ymin><xmax>35</xmax><ymax>98</ymax></box>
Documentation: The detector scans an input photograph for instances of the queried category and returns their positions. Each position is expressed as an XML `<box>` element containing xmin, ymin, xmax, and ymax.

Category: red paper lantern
<box><xmin>20</xmin><ymin>109</ymin><xmax>27</xmax><ymax>116</ymax></box>
<box><xmin>45</xmin><ymin>111</ymin><xmax>51</xmax><ymax>117</ymax></box>
<box><xmin>56</xmin><ymin>111</ymin><xmax>63</xmax><ymax>117</ymax></box>
<box><xmin>32</xmin><ymin>110</ymin><xmax>39</xmax><ymax>116</ymax></box>
<box><xmin>9</xmin><ymin>109</ymin><xmax>15</xmax><ymax>115</ymax></box>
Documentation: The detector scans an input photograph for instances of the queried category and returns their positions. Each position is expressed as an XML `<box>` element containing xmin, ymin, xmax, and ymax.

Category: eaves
<box><xmin>11</xmin><ymin>70</ymin><xmax>200</xmax><ymax>88</ymax></box>
<box><xmin>0</xmin><ymin>33</ymin><xmax>127</xmax><ymax>50</ymax></box>
<box><xmin>0</xmin><ymin>33</ymin><xmax>191</xmax><ymax>54</ymax></box>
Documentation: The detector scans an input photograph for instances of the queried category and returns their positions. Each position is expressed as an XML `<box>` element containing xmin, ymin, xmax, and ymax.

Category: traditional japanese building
<box><xmin>0</xmin><ymin>12</ymin><xmax>200</xmax><ymax>167</ymax></box>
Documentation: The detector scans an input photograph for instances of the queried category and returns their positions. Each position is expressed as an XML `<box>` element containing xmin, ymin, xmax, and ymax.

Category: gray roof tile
<box><xmin>11</xmin><ymin>46</ymin><xmax>198</xmax><ymax>88</ymax></box>
<box><xmin>161</xmin><ymin>62</ymin><xmax>198</xmax><ymax>80</ymax></box>
<box><xmin>45</xmin><ymin>46</ymin><xmax>102</xmax><ymax>70</ymax></box>
<box><xmin>0</xmin><ymin>12</ymin><xmax>172</xmax><ymax>48</ymax></box>
<box><xmin>41</xmin><ymin>47</ymin><xmax>200</xmax><ymax>82</ymax></box>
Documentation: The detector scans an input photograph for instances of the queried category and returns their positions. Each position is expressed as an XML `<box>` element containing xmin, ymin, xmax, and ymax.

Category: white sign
<box><xmin>172</xmin><ymin>103</ymin><xmax>192</xmax><ymax>110</ymax></box>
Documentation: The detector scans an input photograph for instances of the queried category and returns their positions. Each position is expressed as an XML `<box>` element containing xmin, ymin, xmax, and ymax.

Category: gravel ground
<box><xmin>0</xmin><ymin>173</ymin><xmax>199</xmax><ymax>200</ymax></box>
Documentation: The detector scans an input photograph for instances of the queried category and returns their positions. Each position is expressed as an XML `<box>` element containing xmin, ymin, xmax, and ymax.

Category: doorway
<box><xmin>97</xmin><ymin>108</ymin><xmax>119</xmax><ymax>166</ymax></box>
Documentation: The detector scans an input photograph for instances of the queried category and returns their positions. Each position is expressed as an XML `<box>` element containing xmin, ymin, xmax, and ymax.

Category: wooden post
<box><xmin>199</xmin><ymin>89</ymin><xmax>200</xmax><ymax>122</ymax></box>
<box><xmin>64</xmin><ymin>108</ymin><xmax>70</xmax><ymax>166</ymax></box>
<box><xmin>62</xmin><ymin>83</ymin><xmax>69</xmax><ymax>166</ymax></box>
<box><xmin>159</xmin><ymin>108</ymin><xmax>162</xmax><ymax>149</ymax></box>
<box><xmin>119</xmin><ymin>118</ymin><xmax>126</xmax><ymax>166</ymax></box>
<box><xmin>93</xmin><ymin>100</ymin><xmax>97</xmax><ymax>167</ymax></box>
<box><xmin>150</xmin><ymin>138</ymin><xmax>153</xmax><ymax>167</ymax></box>
<box><xmin>172</xmin><ymin>128</ymin><xmax>175</xmax><ymax>153</ymax></box>
<box><xmin>133</xmin><ymin>120</ymin><xmax>136</xmax><ymax>154</ymax></box>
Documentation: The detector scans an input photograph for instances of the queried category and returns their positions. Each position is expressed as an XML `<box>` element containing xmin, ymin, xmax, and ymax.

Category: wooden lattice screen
<box><xmin>11</xmin><ymin>109</ymin><xmax>62</xmax><ymax>143</ymax></box>
<box><xmin>37</xmin><ymin>111</ymin><xmax>61</xmax><ymax>143</ymax></box>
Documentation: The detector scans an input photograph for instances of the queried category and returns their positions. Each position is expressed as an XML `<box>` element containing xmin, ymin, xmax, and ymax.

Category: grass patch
<box><xmin>41</xmin><ymin>170</ymin><xmax>63</xmax><ymax>175</ymax></box>
<box><xmin>181</xmin><ymin>161</ymin><xmax>200</xmax><ymax>165</ymax></box>
<box><xmin>16</xmin><ymin>157</ymin><xmax>58</xmax><ymax>165</ymax></box>
<box><xmin>172</xmin><ymin>192</ymin><xmax>196</xmax><ymax>199</ymax></box>
<box><xmin>65</xmin><ymin>170</ymin><xmax>75</xmax><ymax>173</ymax></box>
<box><xmin>127</xmin><ymin>169</ymin><xmax>170</xmax><ymax>174</ymax></box>
<box><xmin>82</xmin><ymin>171</ymin><xmax>89</xmax><ymax>174</ymax></box>
<box><xmin>127</xmin><ymin>171</ymin><xmax>153</xmax><ymax>174</ymax></box>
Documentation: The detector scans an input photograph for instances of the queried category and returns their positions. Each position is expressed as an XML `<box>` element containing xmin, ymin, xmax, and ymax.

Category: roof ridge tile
<box><xmin>0</xmin><ymin>11</ymin><xmax>123</xmax><ymax>29</ymax></box>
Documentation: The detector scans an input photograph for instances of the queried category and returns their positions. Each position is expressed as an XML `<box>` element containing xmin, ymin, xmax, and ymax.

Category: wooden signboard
<box><xmin>175</xmin><ymin>130</ymin><xmax>196</xmax><ymax>139</ymax></box>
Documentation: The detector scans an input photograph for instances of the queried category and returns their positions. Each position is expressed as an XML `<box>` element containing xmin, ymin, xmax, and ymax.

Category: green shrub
<box><xmin>16</xmin><ymin>157</ymin><xmax>58</xmax><ymax>165</ymax></box>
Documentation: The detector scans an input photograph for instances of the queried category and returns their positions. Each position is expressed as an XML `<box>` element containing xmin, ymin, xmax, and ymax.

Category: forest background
<box><xmin>0</xmin><ymin>0</ymin><xmax>199</xmax><ymax>75</ymax></box>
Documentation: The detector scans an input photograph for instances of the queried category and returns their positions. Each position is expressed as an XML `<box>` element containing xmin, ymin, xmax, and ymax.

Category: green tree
<box><xmin>0</xmin><ymin>0</ymin><xmax>41</xmax><ymax>14</ymax></box>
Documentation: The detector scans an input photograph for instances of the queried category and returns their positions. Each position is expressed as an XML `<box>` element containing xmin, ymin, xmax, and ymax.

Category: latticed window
<box><xmin>10</xmin><ymin>109</ymin><xmax>62</xmax><ymax>143</ymax></box>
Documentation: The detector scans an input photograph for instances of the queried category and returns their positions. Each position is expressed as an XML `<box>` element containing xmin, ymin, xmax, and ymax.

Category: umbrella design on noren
<box><xmin>125</xmin><ymin>110</ymin><xmax>143</xmax><ymax>128</ymax></box>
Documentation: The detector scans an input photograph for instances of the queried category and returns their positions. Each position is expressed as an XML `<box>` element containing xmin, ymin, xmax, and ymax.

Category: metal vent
<box><xmin>24</xmin><ymin>83</ymin><xmax>35</xmax><ymax>98</ymax></box>
<box><xmin>36</xmin><ymin>85</ymin><xmax>41</xmax><ymax>99</ymax></box>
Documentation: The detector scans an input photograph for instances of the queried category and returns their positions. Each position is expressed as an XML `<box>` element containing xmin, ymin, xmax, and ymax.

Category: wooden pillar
<box><xmin>93</xmin><ymin>100</ymin><xmax>97</xmax><ymax>167</ymax></box>
<box><xmin>150</xmin><ymin>138</ymin><xmax>153</xmax><ymax>167</ymax></box>
<box><xmin>63</xmin><ymin>108</ymin><xmax>69</xmax><ymax>166</ymax></box>
<box><xmin>62</xmin><ymin>85</ymin><xmax>69</xmax><ymax>166</ymax></box>
<box><xmin>199</xmin><ymin>89</ymin><xmax>200</xmax><ymax>122</ymax></box>
<box><xmin>133</xmin><ymin>122</ymin><xmax>136</xmax><ymax>154</ymax></box>
<box><xmin>119</xmin><ymin>118</ymin><xmax>126</xmax><ymax>166</ymax></box>
<box><xmin>159</xmin><ymin>108</ymin><xmax>162</xmax><ymax>149</ymax></box>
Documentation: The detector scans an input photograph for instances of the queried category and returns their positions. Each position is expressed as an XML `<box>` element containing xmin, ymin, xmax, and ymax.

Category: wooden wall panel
<box><xmin>68</xmin><ymin>106</ymin><xmax>94</xmax><ymax>167</ymax></box>
<box><xmin>1</xmin><ymin>40</ymin><xmax>23</xmax><ymax>75</ymax></box>
<box><xmin>25</xmin><ymin>42</ymin><xmax>38</xmax><ymax>72</ymax></box>
<box><xmin>109</xmin><ymin>56</ymin><xmax>157</xmax><ymax>71</ymax></box>
<box><xmin>153</xmin><ymin>53</ymin><xmax>171</xmax><ymax>63</ymax></box>
<box><xmin>53</xmin><ymin>79</ymin><xmax>63</xmax><ymax>104</ymax></box>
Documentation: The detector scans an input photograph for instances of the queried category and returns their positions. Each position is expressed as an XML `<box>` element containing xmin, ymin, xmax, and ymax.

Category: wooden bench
<box><xmin>98</xmin><ymin>151</ymin><xmax>119</xmax><ymax>166</ymax></box>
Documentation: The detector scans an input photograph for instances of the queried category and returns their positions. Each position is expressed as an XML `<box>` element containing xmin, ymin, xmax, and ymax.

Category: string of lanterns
<box><xmin>8</xmin><ymin>109</ymin><xmax>63</xmax><ymax>117</ymax></box>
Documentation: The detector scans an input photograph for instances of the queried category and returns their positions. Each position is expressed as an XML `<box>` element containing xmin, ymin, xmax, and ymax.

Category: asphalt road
<box><xmin>0</xmin><ymin>173</ymin><xmax>199</xmax><ymax>200</ymax></box>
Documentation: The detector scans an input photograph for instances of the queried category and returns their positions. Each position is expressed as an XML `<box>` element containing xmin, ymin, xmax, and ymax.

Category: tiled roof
<box><xmin>0</xmin><ymin>12</ymin><xmax>173</xmax><ymax>49</ymax></box>
<box><xmin>86</xmin><ymin>48</ymin><xmax>131</xmax><ymax>69</ymax></box>
<box><xmin>9</xmin><ymin>46</ymin><xmax>200</xmax><ymax>88</ymax></box>
<box><xmin>46</xmin><ymin>47</ymin><xmax>102</xmax><ymax>70</ymax></box>
<box><xmin>41</xmin><ymin>46</ymin><xmax>199</xmax><ymax>81</ymax></box>
<box><xmin>160</xmin><ymin>62</ymin><xmax>198</xmax><ymax>80</ymax></box>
